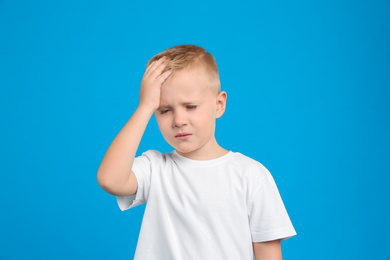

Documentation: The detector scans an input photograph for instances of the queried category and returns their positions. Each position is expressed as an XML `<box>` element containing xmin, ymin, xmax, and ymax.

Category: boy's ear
<box><xmin>216</xmin><ymin>91</ymin><xmax>227</xmax><ymax>118</ymax></box>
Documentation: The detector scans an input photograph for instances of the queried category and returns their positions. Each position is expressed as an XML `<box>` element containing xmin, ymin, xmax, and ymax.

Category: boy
<box><xmin>97</xmin><ymin>44</ymin><xmax>296</xmax><ymax>260</ymax></box>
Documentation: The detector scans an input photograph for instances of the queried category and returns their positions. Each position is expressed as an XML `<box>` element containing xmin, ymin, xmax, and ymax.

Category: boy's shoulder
<box><xmin>229</xmin><ymin>151</ymin><xmax>263</xmax><ymax>166</ymax></box>
<box><xmin>139</xmin><ymin>149</ymin><xmax>164</xmax><ymax>158</ymax></box>
<box><xmin>228</xmin><ymin>151</ymin><xmax>271</xmax><ymax>177</ymax></box>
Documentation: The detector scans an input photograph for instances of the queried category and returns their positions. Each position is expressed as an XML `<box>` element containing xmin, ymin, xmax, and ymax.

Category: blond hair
<box><xmin>146</xmin><ymin>44</ymin><xmax>221</xmax><ymax>94</ymax></box>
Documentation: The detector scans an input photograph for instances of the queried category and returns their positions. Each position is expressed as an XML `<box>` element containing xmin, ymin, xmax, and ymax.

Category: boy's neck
<box><xmin>176</xmin><ymin>140</ymin><xmax>229</xmax><ymax>161</ymax></box>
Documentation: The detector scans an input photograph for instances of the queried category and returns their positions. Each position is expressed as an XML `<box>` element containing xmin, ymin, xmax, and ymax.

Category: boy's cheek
<box><xmin>155</xmin><ymin>116</ymin><xmax>168</xmax><ymax>127</ymax></box>
<box><xmin>157</xmin><ymin>120</ymin><xmax>173</xmax><ymax>135</ymax></box>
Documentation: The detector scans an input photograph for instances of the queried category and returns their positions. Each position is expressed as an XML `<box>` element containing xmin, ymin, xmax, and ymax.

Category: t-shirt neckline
<box><xmin>171</xmin><ymin>150</ymin><xmax>234</xmax><ymax>167</ymax></box>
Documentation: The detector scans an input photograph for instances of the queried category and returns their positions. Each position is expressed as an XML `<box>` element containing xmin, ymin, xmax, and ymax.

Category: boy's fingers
<box><xmin>145</xmin><ymin>56</ymin><xmax>166</xmax><ymax>76</ymax></box>
<box><xmin>145</xmin><ymin>57</ymin><xmax>163</xmax><ymax>72</ymax></box>
<box><xmin>159</xmin><ymin>69</ymin><xmax>173</xmax><ymax>84</ymax></box>
<box><xmin>150</xmin><ymin>58</ymin><xmax>169</xmax><ymax>79</ymax></box>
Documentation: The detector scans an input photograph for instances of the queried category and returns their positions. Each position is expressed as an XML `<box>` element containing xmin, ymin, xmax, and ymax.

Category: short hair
<box><xmin>146</xmin><ymin>44</ymin><xmax>221</xmax><ymax>94</ymax></box>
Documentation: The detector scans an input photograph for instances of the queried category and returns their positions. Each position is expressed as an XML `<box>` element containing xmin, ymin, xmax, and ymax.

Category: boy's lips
<box><xmin>175</xmin><ymin>133</ymin><xmax>192</xmax><ymax>140</ymax></box>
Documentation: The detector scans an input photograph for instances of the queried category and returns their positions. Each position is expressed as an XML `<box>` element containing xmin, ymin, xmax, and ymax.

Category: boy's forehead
<box><xmin>163</xmin><ymin>67</ymin><xmax>210</xmax><ymax>92</ymax></box>
<box><xmin>160</xmin><ymin>69</ymin><xmax>215</xmax><ymax>105</ymax></box>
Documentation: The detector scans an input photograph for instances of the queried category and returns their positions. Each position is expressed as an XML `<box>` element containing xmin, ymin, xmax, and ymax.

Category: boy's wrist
<box><xmin>136</xmin><ymin>103</ymin><xmax>156</xmax><ymax>117</ymax></box>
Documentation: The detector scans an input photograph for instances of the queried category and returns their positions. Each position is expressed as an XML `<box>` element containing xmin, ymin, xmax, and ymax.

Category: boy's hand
<box><xmin>139</xmin><ymin>56</ymin><xmax>172</xmax><ymax>111</ymax></box>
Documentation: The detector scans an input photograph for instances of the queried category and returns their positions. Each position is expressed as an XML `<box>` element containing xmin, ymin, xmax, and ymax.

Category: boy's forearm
<box><xmin>97</xmin><ymin>105</ymin><xmax>154</xmax><ymax>192</ymax></box>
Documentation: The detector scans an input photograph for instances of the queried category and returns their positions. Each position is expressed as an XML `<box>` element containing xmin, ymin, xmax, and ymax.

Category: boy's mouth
<box><xmin>175</xmin><ymin>133</ymin><xmax>192</xmax><ymax>140</ymax></box>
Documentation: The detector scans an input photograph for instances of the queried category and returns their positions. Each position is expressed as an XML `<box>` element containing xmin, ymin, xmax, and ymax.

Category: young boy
<box><xmin>97</xmin><ymin>44</ymin><xmax>296</xmax><ymax>260</ymax></box>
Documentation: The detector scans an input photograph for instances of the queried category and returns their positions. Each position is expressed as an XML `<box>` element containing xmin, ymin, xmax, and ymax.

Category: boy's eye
<box><xmin>186</xmin><ymin>105</ymin><xmax>197</xmax><ymax>110</ymax></box>
<box><xmin>159</xmin><ymin>109</ymin><xmax>171</xmax><ymax>114</ymax></box>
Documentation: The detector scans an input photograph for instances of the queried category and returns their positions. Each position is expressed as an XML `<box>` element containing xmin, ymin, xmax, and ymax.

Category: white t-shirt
<box><xmin>117</xmin><ymin>150</ymin><xmax>296</xmax><ymax>260</ymax></box>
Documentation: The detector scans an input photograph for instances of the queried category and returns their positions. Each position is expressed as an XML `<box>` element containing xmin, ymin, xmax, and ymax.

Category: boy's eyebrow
<box><xmin>181</xmin><ymin>101</ymin><xmax>199</xmax><ymax>105</ymax></box>
<box><xmin>157</xmin><ymin>101</ymin><xmax>200</xmax><ymax>110</ymax></box>
<box><xmin>156</xmin><ymin>105</ymin><xmax>172</xmax><ymax>111</ymax></box>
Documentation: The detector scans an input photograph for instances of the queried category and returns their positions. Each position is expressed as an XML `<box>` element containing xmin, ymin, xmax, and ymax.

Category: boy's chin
<box><xmin>174</xmin><ymin>147</ymin><xmax>193</xmax><ymax>155</ymax></box>
<box><xmin>164</xmin><ymin>139</ymin><xmax>192</xmax><ymax>152</ymax></box>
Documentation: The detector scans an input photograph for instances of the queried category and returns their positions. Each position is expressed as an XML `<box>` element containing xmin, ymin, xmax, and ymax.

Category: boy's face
<box><xmin>155</xmin><ymin>67</ymin><xmax>226</xmax><ymax>160</ymax></box>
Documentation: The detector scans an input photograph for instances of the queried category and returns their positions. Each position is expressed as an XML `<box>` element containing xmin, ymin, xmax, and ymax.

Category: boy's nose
<box><xmin>172</xmin><ymin>111</ymin><xmax>187</xmax><ymax>128</ymax></box>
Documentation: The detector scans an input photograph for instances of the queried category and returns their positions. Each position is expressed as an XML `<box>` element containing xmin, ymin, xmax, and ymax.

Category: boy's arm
<box><xmin>97</xmin><ymin>56</ymin><xmax>172</xmax><ymax>196</ymax></box>
<box><xmin>253</xmin><ymin>240</ymin><xmax>282</xmax><ymax>260</ymax></box>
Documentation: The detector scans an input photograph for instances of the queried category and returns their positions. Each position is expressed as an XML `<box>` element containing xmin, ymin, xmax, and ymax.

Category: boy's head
<box><xmin>147</xmin><ymin>44</ymin><xmax>221</xmax><ymax>96</ymax></box>
<box><xmin>149</xmin><ymin>44</ymin><xmax>227</xmax><ymax>159</ymax></box>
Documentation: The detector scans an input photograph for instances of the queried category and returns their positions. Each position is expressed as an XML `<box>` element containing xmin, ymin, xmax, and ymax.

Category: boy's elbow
<box><xmin>96</xmin><ymin>169</ymin><xmax>131</xmax><ymax>196</ymax></box>
<box><xmin>97</xmin><ymin>170</ymin><xmax>106</xmax><ymax>188</ymax></box>
<box><xmin>96</xmin><ymin>169</ymin><xmax>114</xmax><ymax>193</ymax></box>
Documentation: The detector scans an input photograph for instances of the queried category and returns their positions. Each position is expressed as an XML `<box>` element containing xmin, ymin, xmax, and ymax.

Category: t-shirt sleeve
<box><xmin>247</xmin><ymin>164</ymin><xmax>297</xmax><ymax>242</ymax></box>
<box><xmin>116</xmin><ymin>150</ymin><xmax>160</xmax><ymax>211</ymax></box>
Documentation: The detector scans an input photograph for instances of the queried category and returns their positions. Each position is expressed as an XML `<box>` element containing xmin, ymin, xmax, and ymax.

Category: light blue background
<box><xmin>1</xmin><ymin>0</ymin><xmax>389</xmax><ymax>259</ymax></box>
